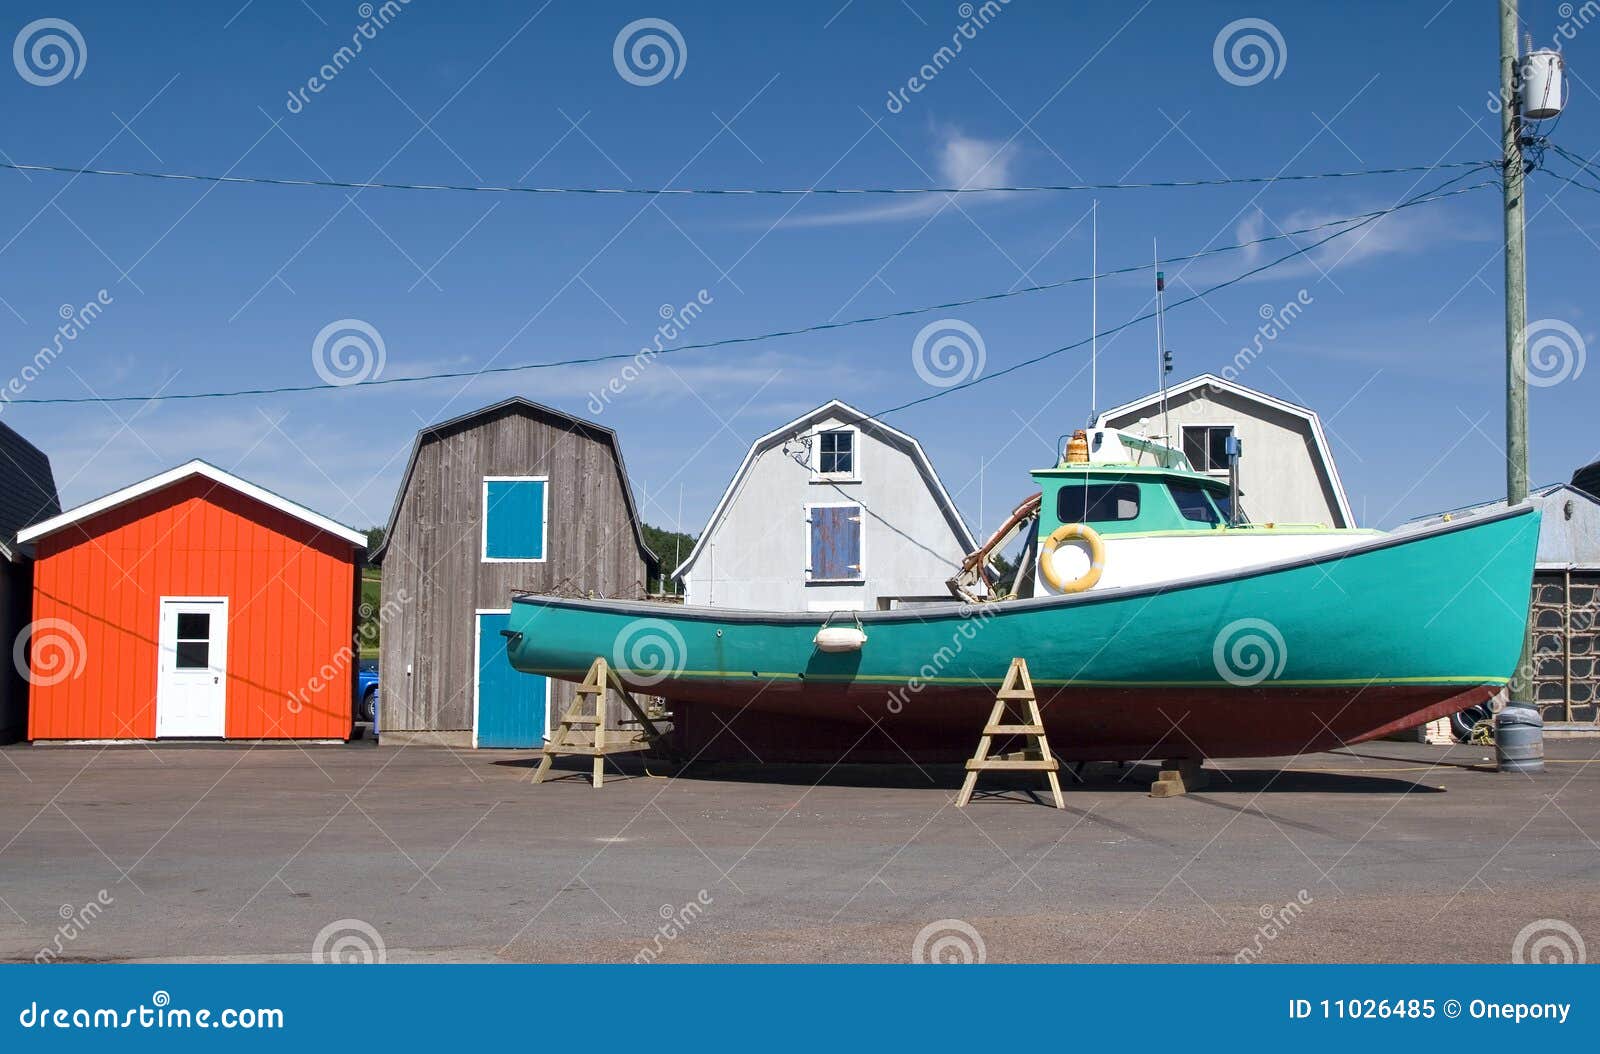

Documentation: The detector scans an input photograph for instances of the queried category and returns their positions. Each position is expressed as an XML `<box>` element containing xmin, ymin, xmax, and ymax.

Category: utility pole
<box><xmin>1497</xmin><ymin>0</ymin><xmax>1542</xmax><ymax>773</ymax></box>
<box><xmin>1501</xmin><ymin>0</ymin><xmax>1528</xmax><ymax>508</ymax></box>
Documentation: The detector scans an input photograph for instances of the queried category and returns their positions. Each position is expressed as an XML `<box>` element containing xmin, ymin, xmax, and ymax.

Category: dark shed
<box><xmin>371</xmin><ymin>398</ymin><xmax>656</xmax><ymax>747</ymax></box>
<box><xmin>0</xmin><ymin>420</ymin><xmax>61</xmax><ymax>740</ymax></box>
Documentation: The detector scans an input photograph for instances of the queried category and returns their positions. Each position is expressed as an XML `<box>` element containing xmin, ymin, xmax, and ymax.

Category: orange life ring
<box><xmin>1040</xmin><ymin>523</ymin><xmax>1106</xmax><ymax>593</ymax></box>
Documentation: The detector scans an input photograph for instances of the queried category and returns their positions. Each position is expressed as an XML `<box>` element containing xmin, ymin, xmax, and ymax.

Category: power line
<box><xmin>0</xmin><ymin>158</ymin><xmax>1494</xmax><ymax>198</ymax></box>
<box><xmin>4</xmin><ymin>174</ymin><xmax>1496</xmax><ymax>409</ymax></box>
<box><xmin>871</xmin><ymin>171</ymin><xmax>1500</xmax><ymax>419</ymax></box>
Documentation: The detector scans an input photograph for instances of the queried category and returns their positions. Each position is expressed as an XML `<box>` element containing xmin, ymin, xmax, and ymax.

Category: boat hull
<box><xmin>505</xmin><ymin>504</ymin><xmax>1540</xmax><ymax>761</ymax></box>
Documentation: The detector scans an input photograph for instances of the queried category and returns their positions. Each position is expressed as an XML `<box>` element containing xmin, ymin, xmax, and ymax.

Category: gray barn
<box><xmin>0</xmin><ymin>421</ymin><xmax>60</xmax><ymax>741</ymax></box>
<box><xmin>370</xmin><ymin>398</ymin><xmax>656</xmax><ymax>748</ymax></box>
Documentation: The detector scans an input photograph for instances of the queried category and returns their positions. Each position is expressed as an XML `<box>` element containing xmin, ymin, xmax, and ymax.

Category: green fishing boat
<box><xmin>504</xmin><ymin>429</ymin><xmax>1540</xmax><ymax>761</ymax></box>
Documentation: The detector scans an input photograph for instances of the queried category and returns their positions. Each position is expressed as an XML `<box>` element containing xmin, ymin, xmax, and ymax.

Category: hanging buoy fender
<box><xmin>1040</xmin><ymin>523</ymin><xmax>1105</xmax><ymax>593</ymax></box>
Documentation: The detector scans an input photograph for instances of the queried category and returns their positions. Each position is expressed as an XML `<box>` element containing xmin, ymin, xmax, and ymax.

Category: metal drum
<box><xmin>1496</xmin><ymin>703</ymin><xmax>1544</xmax><ymax>773</ymax></box>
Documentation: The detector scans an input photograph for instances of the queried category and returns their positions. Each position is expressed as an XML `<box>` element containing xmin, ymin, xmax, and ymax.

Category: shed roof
<box><xmin>1094</xmin><ymin>372</ymin><xmax>1355</xmax><ymax>527</ymax></box>
<box><xmin>1405</xmin><ymin>484</ymin><xmax>1600</xmax><ymax>569</ymax></box>
<box><xmin>0</xmin><ymin>418</ymin><xmax>60</xmax><ymax>554</ymax></box>
<box><xmin>369</xmin><ymin>396</ymin><xmax>657</xmax><ymax>568</ymax></box>
<box><xmin>1573</xmin><ymin>458</ymin><xmax>1600</xmax><ymax>501</ymax></box>
<box><xmin>672</xmin><ymin>399</ymin><xmax>978</xmax><ymax>580</ymax></box>
<box><xmin>17</xmin><ymin>460</ymin><xmax>368</xmax><ymax>548</ymax></box>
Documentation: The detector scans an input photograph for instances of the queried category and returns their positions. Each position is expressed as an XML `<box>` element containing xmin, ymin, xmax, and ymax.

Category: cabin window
<box><xmin>1170</xmin><ymin>483</ymin><xmax>1222</xmax><ymax>525</ymax></box>
<box><xmin>814</xmin><ymin>428</ymin><xmax>857</xmax><ymax>479</ymax></box>
<box><xmin>808</xmin><ymin>504</ymin><xmax>863</xmax><ymax>581</ymax></box>
<box><xmin>1057</xmin><ymin>483</ymin><xmax>1140</xmax><ymax>524</ymax></box>
<box><xmin>482</xmin><ymin>476</ymin><xmax>549</xmax><ymax>562</ymax></box>
<box><xmin>1181</xmin><ymin>425</ymin><xmax>1235</xmax><ymax>473</ymax></box>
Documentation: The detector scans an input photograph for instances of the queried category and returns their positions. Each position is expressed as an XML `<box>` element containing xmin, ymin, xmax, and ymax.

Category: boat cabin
<box><xmin>1025</xmin><ymin>428</ymin><xmax>1368</xmax><ymax>597</ymax></box>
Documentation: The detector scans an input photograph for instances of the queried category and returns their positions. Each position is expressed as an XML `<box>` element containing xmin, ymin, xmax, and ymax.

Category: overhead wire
<box><xmin>869</xmin><ymin>167</ymin><xmax>1500</xmax><ymax>418</ymax></box>
<box><xmin>0</xmin><ymin>158</ymin><xmax>1495</xmax><ymax>197</ymax></box>
<box><xmin>3</xmin><ymin>165</ymin><xmax>1499</xmax><ymax>408</ymax></box>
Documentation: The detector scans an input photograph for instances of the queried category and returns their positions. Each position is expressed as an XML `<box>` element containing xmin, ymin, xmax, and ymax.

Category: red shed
<box><xmin>17</xmin><ymin>461</ymin><xmax>367</xmax><ymax>741</ymax></box>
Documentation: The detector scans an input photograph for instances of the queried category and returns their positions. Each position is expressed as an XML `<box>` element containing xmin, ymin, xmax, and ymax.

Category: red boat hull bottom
<box><xmin>658</xmin><ymin>682</ymin><xmax>1501</xmax><ymax>764</ymax></box>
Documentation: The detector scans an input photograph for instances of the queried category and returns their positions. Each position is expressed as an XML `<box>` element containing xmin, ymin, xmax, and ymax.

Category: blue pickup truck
<box><xmin>356</xmin><ymin>659</ymin><xmax>378</xmax><ymax>723</ymax></box>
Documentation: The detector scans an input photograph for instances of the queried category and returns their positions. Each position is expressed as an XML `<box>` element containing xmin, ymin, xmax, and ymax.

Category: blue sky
<box><xmin>0</xmin><ymin>0</ymin><xmax>1595</xmax><ymax>540</ymax></box>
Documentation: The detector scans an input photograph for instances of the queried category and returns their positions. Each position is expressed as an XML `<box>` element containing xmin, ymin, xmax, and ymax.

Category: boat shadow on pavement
<box><xmin>492</xmin><ymin>753</ymin><xmax>1450</xmax><ymax>797</ymax></box>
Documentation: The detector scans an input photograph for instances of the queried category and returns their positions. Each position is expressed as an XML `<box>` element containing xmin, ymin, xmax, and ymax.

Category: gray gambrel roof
<box><xmin>1406</xmin><ymin>483</ymin><xmax>1600</xmax><ymax>570</ymax></box>
<box><xmin>0</xmin><ymin>419</ymin><xmax>59</xmax><ymax>559</ymax></box>
<box><xmin>369</xmin><ymin>397</ymin><xmax>657</xmax><ymax>568</ymax></box>
<box><xmin>672</xmin><ymin>399</ymin><xmax>979</xmax><ymax>580</ymax></box>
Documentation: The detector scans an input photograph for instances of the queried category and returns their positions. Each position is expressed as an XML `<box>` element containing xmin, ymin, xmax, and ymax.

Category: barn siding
<box><xmin>379</xmin><ymin>405</ymin><xmax>648</xmax><ymax>735</ymax></box>
<box><xmin>28</xmin><ymin>477</ymin><xmax>358</xmax><ymax>740</ymax></box>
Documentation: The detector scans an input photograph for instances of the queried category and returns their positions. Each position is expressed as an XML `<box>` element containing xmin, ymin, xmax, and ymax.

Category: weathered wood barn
<box><xmin>1096</xmin><ymin>373</ymin><xmax>1355</xmax><ymax>528</ymax></box>
<box><xmin>0</xmin><ymin>420</ymin><xmax>60</xmax><ymax>742</ymax></box>
<box><xmin>370</xmin><ymin>398</ymin><xmax>657</xmax><ymax>748</ymax></box>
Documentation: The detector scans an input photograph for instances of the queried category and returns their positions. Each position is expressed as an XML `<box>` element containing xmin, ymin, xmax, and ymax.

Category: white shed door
<box><xmin>156</xmin><ymin>597</ymin><xmax>229</xmax><ymax>738</ymax></box>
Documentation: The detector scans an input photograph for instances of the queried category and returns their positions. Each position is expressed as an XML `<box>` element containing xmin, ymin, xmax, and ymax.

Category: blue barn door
<box><xmin>474</xmin><ymin>611</ymin><xmax>548</xmax><ymax>748</ymax></box>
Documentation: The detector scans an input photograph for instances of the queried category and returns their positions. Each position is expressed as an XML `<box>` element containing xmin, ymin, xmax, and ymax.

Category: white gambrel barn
<box><xmin>674</xmin><ymin>401</ymin><xmax>978</xmax><ymax>611</ymax></box>
<box><xmin>1095</xmin><ymin>373</ymin><xmax>1355</xmax><ymax>528</ymax></box>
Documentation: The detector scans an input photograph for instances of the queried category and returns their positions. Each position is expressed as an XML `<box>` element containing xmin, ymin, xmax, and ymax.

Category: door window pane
<box><xmin>175</xmin><ymin>641</ymin><xmax>210</xmax><ymax>669</ymax></box>
<box><xmin>176</xmin><ymin>612</ymin><xmax>210</xmax><ymax>640</ymax></box>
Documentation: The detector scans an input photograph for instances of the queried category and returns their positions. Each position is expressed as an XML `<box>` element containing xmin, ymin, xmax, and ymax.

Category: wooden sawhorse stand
<box><xmin>956</xmin><ymin>658</ymin><xmax>1065</xmax><ymax>809</ymax></box>
<box><xmin>532</xmin><ymin>657</ymin><xmax>669</xmax><ymax>788</ymax></box>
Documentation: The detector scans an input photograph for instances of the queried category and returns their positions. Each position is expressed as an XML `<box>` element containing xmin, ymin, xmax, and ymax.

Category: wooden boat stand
<box><xmin>532</xmin><ymin>657</ymin><xmax>669</xmax><ymax>788</ymax></box>
<box><xmin>956</xmin><ymin>658</ymin><xmax>1065</xmax><ymax>809</ymax></box>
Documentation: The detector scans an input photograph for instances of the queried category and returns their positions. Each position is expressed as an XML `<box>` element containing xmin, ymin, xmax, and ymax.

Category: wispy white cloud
<box><xmin>774</xmin><ymin>130</ymin><xmax>1022</xmax><ymax>229</ymax></box>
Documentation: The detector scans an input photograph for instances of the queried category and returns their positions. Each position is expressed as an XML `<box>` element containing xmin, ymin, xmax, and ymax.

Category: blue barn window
<box><xmin>482</xmin><ymin>477</ymin><xmax>548</xmax><ymax>562</ymax></box>
<box><xmin>807</xmin><ymin>504</ymin><xmax>863</xmax><ymax>582</ymax></box>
